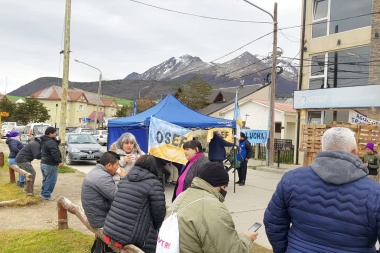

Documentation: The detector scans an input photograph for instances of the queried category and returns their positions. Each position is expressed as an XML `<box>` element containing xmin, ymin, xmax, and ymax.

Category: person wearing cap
<box><xmin>39</xmin><ymin>126</ymin><xmax>63</xmax><ymax>200</ymax></box>
<box><xmin>167</xmin><ymin>162</ymin><xmax>258</xmax><ymax>252</ymax></box>
<box><xmin>6</xmin><ymin>131</ymin><xmax>24</xmax><ymax>187</ymax></box>
<box><xmin>264</xmin><ymin>127</ymin><xmax>380</xmax><ymax>252</ymax></box>
<box><xmin>236</xmin><ymin>132</ymin><xmax>252</xmax><ymax>186</ymax></box>
<box><xmin>363</xmin><ymin>142</ymin><xmax>379</xmax><ymax>180</ymax></box>
<box><xmin>208</xmin><ymin>130</ymin><xmax>234</xmax><ymax>164</ymax></box>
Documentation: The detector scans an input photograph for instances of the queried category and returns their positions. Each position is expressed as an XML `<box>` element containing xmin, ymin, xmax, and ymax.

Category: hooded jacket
<box><xmin>167</xmin><ymin>177</ymin><xmax>252</xmax><ymax>253</ymax></box>
<box><xmin>264</xmin><ymin>150</ymin><xmax>380</xmax><ymax>253</ymax></box>
<box><xmin>40</xmin><ymin>135</ymin><xmax>62</xmax><ymax>166</ymax></box>
<box><xmin>81</xmin><ymin>163</ymin><xmax>117</xmax><ymax>229</ymax></box>
<box><xmin>15</xmin><ymin>137</ymin><xmax>42</xmax><ymax>163</ymax></box>
<box><xmin>103</xmin><ymin>166</ymin><xmax>166</xmax><ymax>253</ymax></box>
<box><xmin>6</xmin><ymin>137</ymin><xmax>24</xmax><ymax>158</ymax></box>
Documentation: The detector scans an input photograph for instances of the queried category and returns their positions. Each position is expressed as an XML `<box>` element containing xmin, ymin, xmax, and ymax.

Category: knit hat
<box><xmin>198</xmin><ymin>162</ymin><xmax>229</xmax><ymax>187</ymax></box>
<box><xmin>366</xmin><ymin>142</ymin><xmax>375</xmax><ymax>151</ymax></box>
<box><xmin>45</xmin><ymin>127</ymin><xmax>56</xmax><ymax>135</ymax></box>
<box><xmin>6</xmin><ymin>131</ymin><xmax>19</xmax><ymax>138</ymax></box>
<box><xmin>240</xmin><ymin>132</ymin><xmax>246</xmax><ymax>138</ymax></box>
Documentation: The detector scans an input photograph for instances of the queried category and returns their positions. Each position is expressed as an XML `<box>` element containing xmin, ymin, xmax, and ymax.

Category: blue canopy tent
<box><xmin>108</xmin><ymin>94</ymin><xmax>236</xmax><ymax>152</ymax></box>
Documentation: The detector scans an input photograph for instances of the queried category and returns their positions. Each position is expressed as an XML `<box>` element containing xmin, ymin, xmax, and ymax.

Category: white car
<box><xmin>92</xmin><ymin>130</ymin><xmax>108</xmax><ymax>146</ymax></box>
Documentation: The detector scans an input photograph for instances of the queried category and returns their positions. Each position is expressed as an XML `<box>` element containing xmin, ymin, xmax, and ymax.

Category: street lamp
<box><xmin>138</xmin><ymin>86</ymin><xmax>149</xmax><ymax>98</ymax></box>
<box><xmin>242</xmin><ymin>0</ymin><xmax>278</xmax><ymax>167</ymax></box>
<box><xmin>74</xmin><ymin>59</ymin><xmax>102</xmax><ymax>131</ymax></box>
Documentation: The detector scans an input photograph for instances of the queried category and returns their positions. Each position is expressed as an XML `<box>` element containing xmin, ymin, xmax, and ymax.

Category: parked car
<box><xmin>92</xmin><ymin>130</ymin><xmax>108</xmax><ymax>146</ymax></box>
<box><xmin>1</xmin><ymin>125</ymin><xmax>15</xmax><ymax>138</ymax></box>
<box><xmin>73</xmin><ymin>127</ymin><xmax>93</xmax><ymax>134</ymax></box>
<box><xmin>64</xmin><ymin>133</ymin><xmax>104</xmax><ymax>165</ymax></box>
<box><xmin>20</xmin><ymin>123</ymin><xmax>51</xmax><ymax>144</ymax></box>
<box><xmin>11</xmin><ymin>125</ymin><xmax>26</xmax><ymax>134</ymax></box>
<box><xmin>66</xmin><ymin>126</ymin><xmax>78</xmax><ymax>133</ymax></box>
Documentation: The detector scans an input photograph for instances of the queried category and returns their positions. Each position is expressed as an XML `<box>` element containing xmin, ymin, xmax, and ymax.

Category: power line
<box><xmin>129</xmin><ymin>0</ymin><xmax>272</xmax><ymax>24</ymax></box>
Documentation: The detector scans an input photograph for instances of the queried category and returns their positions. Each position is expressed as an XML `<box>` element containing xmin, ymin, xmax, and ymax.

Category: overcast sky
<box><xmin>0</xmin><ymin>0</ymin><xmax>302</xmax><ymax>93</ymax></box>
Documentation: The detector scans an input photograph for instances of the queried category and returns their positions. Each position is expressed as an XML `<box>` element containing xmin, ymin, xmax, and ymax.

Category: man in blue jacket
<box><xmin>264</xmin><ymin>127</ymin><xmax>380</xmax><ymax>253</ymax></box>
<box><xmin>208</xmin><ymin>131</ymin><xmax>234</xmax><ymax>164</ymax></box>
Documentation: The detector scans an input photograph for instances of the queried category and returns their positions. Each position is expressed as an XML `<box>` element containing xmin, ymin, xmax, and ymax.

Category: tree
<box><xmin>177</xmin><ymin>75</ymin><xmax>212</xmax><ymax>110</ymax></box>
<box><xmin>13</xmin><ymin>98</ymin><xmax>50</xmax><ymax>125</ymax></box>
<box><xmin>0</xmin><ymin>97</ymin><xmax>16</xmax><ymax>122</ymax></box>
<box><xmin>113</xmin><ymin>98</ymin><xmax>155</xmax><ymax>117</ymax></box>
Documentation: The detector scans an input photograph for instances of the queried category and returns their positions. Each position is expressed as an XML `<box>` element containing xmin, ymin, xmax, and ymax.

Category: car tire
<box><xmin>65</xmin><ymin>153</ymin><xmax>72</xmax><ymax>165</ymax></box>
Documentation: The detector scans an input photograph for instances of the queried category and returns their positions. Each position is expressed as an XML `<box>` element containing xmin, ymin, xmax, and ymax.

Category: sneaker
<box><xmin>235</xmin><ymin>181</ymin><xmax>241</xmax><ymax>184</ymax></box>
<box><xmin>40</xmin><ymin>196</ymin><xmax>55</xmax><ymax>201</ymax></box>
<box><xmin>16</xmin><ymin>182</ymin><xmax>25</xmax><ymax>188</ymax></box>
<box><xmin>239</xmin><ymin>182</ymin><xmax>245</xmax><ymax>186</ymax></box>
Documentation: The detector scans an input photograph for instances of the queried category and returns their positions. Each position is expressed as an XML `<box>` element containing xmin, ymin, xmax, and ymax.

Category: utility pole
<box><xmin>60</xmin><ymin>0</ymin><xmax>71</xmax><ymax>159</ymax></box>
<box><xmin>268</xmin><ymin>3</ymin><xmax>278</xmax><ymax>168</ymax></box>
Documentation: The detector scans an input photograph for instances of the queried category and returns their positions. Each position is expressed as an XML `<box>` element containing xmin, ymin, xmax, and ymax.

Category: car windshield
<box><xmin>68</xmin><ymin>134</ymin><xmax>98</xmax><ymax>144</ymax></box>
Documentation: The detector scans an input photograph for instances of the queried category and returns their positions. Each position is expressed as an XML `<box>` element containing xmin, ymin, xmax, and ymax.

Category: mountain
<box><xmin>9</xmin><ymin>51</ymin><xmax>298</xmax><ymax>101</ymax></box>
<box><xmin>126</xmin><ymin>51</ymin><xmax>297</xmax><ymax>98</ymax></box>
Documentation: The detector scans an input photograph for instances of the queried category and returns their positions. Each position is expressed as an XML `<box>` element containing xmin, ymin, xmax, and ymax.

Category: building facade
<box><xmin>294</xmin><ymin>0</ymin><xmax>379</xmax><ymax>164</ymax></box>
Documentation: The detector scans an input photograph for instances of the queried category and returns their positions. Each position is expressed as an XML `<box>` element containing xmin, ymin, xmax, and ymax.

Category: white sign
<box><xmin>294</xmin><ymin>85</ymin><xmax>380</xmax><ymax>109</ymax></box>
<box><xmin>349</xmin><ymin>111</ymin><xmax>380</xmax><ymax>125</ymax></box>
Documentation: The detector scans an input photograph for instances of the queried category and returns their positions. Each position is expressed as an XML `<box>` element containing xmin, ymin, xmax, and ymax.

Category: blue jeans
<box><xmin>8</xmin><ymin>158</ymin><xmax>24</xmax><ymax>183</ymax></box>
<box><xmin>40</xmin><ymin>164</ymin><xmax>58</xmax><ymax>198</ymax></box>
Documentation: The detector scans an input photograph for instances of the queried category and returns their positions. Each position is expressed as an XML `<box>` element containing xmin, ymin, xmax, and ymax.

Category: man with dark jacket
<box><xmin>15</xmin><ymin>137</ymin><xmax>42</xmax><ymax>194</ymax></box>
<box><xmin>81</xmin><ymin>151</ymin><xmax>126</xmax><ymax>253</ymax></box>
<box><xmin>236</xmin><ymin>132</ymin><xmax>252</xmax><ymax>186</ymax></box>
<box><xmin>40</xmin><ymin>127</ymin><xmax>63</xmax><ymax>200</ymax></box>
<box><xmin>264</xmin><ymin>127</ymin><xmax>380</xmax><ymax>253</ymax></box>
<box><xmin>208</xmin><ymin>130</ymin><xmax>234</xmax><ymax>164</ymax></box>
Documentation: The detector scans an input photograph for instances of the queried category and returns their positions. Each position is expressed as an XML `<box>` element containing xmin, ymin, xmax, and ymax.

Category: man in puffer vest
<box><xmin>264</xmin><ymin>127</ymin><xmax>380</xmax><ymax>253</ymax></box>
<box><xmin>363</xmin><ymin>142</ymin><xmax>379</xmax><ymax>181</ymax></box>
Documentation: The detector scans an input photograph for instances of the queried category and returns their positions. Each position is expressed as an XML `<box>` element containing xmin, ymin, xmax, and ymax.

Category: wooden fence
<box><xmin>300</xmin><ymin>122</ymin><xmax>380</xmax><ymax>166</ymax></box>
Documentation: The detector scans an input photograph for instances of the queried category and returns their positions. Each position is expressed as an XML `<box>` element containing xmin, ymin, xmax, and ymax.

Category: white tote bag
<box><xmin>156</xmin><ymin>212</ymin><xmax>180</xmax><ymax>253</ymax></box>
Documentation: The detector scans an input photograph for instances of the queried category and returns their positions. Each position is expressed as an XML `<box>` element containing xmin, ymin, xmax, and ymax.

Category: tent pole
<box><xmin>233</xmin><ymin>127</ymin><xmax>237</xmax><ymax>194</ymax></box>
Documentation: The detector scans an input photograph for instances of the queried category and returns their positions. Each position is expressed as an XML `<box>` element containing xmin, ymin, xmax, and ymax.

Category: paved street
<box><xmin>70</xmin><ymin>159</ymin><xmax>298</xmax><ymax>250</ymax></box>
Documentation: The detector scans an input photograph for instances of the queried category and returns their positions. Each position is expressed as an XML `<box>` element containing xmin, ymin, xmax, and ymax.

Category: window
<box><xmin>308</xmin><ymin>45</ymin><xmax>370</xmax><ymax>89</ymax></box>
<box><xmin>79</xmin><ymin>105</ymin><xmax>84</xmax><ymax>111</ymax></box>
<box><xmin>275</xmin><ymin>122</ymin><xmax>282</xmax><ymax>133</ymax></box>
<box><xmin>308</xmin><ymin>111</ymin><xmax>322</xmax><ymax>124</ymax></box>
<box><xmin>312</xmin><ymin>0</ymin><xmax>372</xmax><ymax>38</ymax></box>
<box><xmin>323</xmin><ymin>110</ymin><xmax>349</xmax><ymax>124</ymax></box>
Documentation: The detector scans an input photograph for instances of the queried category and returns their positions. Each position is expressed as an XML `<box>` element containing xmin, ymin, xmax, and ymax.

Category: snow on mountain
<box><xmin>125</xmin><ymin>55</ymin><xmax>207</xmax><ymax>81</ymax></box>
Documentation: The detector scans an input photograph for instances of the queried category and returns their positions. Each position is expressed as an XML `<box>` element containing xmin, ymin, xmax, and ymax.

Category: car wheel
<box><xmin>65</xmin><ymin>153</ymin><xmax>72</xmax><ymax>165</ymax></box>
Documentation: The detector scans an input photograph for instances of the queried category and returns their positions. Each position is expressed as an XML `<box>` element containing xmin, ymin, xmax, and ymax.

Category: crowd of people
<box><xmin>7</xmin><ymin>126</ymin><xmax>380</xmax><ymax>252</ymax></box>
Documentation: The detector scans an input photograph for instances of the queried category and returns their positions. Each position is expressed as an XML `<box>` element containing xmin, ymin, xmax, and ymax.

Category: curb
<box><xmin>254</xmin><ymin>166</ymin><xmax>292</xmax><ymax>175</ymax></box>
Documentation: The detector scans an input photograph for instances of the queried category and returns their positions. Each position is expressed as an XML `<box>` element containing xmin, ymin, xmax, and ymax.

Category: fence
<box><xmin>253</xmin><ymin>142</ymin><xmax>295</xmax><ymax>164</ymax></box>
<box><xmin>8</xmin><ymin>164</ymin><xmax>34</xmax><ymax>195</ymax></box>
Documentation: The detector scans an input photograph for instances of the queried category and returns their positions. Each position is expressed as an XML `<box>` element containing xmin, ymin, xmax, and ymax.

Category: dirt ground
<box><xmin>0</xmin><ymin>141</ymin><xmax>92</xmax><ymax>235</ymax></box>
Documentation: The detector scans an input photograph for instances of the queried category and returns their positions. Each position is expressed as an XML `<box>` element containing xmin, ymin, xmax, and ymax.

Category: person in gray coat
<box><xmin>81</xmin><ymin>151</ymin><xmax>126</xmax><ymax>253</ymax></box>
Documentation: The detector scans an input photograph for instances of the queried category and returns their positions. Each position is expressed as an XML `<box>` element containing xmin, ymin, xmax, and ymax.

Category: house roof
<box><xmin>199</xmin><ymin>84</ymin><xmax>264</xmax><ymax>115</ymax></box>
<box><xmin>254</xmin><ymin>100</ymin><xmax>296</xmax><ymax>113</ymax></box>
<box><xmin>30</xmin><ymin>85</ymin><xmax>117</xmax><ymax>107</ymax></box>
<box><xmin>89</xmin><ymin>111</ymin><xmax>105</xmax><ymax>120</ymax></box>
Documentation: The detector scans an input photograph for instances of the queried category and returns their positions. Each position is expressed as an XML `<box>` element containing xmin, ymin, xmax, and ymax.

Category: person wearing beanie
<box><xmin>39</xmin><ymin>126</ymin><xmax>63</xmax><ymax>200</ymax></box>
<box><xmin>6</xmin><ymin>131</ymin><xmax>24</xmax><ymax>187</ymax></box>
<box><xmin>165</xmin><ymin>162</ymin><xmax>258</xmax><ymax>252</ymax></box>
<box><xmin>363</xmin><ymin>141</ymin><xmax>379</xmax><ymax>179</ymax></box>
<box><xmin>236</xmin><ymin>132</ymin><xmax>253</xmax><ymax>186</ymax></box>
<box><xmin>208</xmin><ymin>130</ymin><xmax>234</xmax><ymax>164</ymax></box>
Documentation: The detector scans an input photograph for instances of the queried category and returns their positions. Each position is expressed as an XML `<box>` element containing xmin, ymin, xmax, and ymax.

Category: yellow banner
<box><xmin>206</xmin><ymin>128</ymin><xmax>233</xmax><ymax>143</ymax></box>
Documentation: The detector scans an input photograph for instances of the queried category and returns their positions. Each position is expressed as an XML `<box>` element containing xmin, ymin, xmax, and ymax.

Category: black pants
<box><xmin>238</xmin><ymin>160</ymin><xmax>248</xmax><ymax>183</ymax></box>
<box><xmin>91</xmin><ymin>237</ymin><xmax>114</xmax><ymax>253</ymax></box>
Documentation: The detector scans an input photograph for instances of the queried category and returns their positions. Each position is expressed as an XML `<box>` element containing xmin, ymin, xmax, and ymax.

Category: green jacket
<box><xmin>363</xmin><ymin>153</ymin><xmax>379</xmax><ymax>170</ymax></box>
<box><xmin>166</xmin><ymin>177</ymin><xmax>252</xmax><ymax>253</ymax></box>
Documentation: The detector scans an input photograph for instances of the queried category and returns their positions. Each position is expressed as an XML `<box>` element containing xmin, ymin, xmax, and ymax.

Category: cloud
<box><xmin>0</xmin><ymin>0</ymin><xmax>301</xmax><ymax>93</ymax></box>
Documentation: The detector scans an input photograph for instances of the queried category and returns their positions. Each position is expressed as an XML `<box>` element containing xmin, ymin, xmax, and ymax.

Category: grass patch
<box><xmin>58</xmin><ymin>166</ymin><xmax>76</xmax><ymax>173</ymax></box>
<box><xmin>0</xmin><ymin>229</ymin><xmax>93</xmax><ymax>253</ymax></box>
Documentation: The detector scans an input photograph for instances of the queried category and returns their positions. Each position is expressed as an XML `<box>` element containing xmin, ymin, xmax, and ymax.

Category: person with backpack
<box><xmin>236</xmin><ymin>132</ymin><xmax>252</xmax><ymax>186</ymax></box>
<box><xmin>6</xmin><ymin>131</ymin><xmax>24</xmax><ymax>187</ymax></box>
<box><xmin>15</xmin><ymin>136</ymin><xmax>42</xmax><ymax>194</ymax></box>
<box><xmin>157</xmin><ymin>162</ymin><xmax>258</xmax><ymax>253</ymax></box>
<box><xmin>363</xmin><ymin>142</ymin><xmax>379</xmax><ymax>180</ymax></box>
